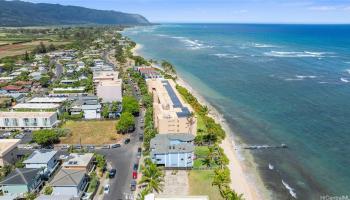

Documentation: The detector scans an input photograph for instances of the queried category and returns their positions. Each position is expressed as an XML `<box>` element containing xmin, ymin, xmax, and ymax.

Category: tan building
<box><xmin>93</xmin><ymin>71</ymin><xmax>122</xmax><ymax>103</ymax></box>
<box><xmin>0</xmin><ymin>139</ymin><xmax>20</xmax><ymax>166</ymax></box>
<box><xmin>147</xmin><ymin>79</ymin><xmax>197</xmax><ymax>135</ymax></box>
<box><xmin>62</xmin><ymin>153</ymin><xmax>94</xmax><ymax>172</ymax></box>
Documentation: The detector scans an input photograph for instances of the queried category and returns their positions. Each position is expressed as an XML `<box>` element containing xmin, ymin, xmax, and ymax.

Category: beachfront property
<box><xmin>0</xmin><ymin>139</ymin><xmax>21</xmax><ymax>166</ymax></box>
<box><xmin>93</xmin><ymin>71</ymin><xmax>122</xmax><ymax>103</ymax></box>
<box><xmin>145</xmin><ymin>194</ymin><xmax>209</xmax><ymax>200</ymax></box>
<box><xmin>0</xmin><ymin>168</ymin><xmax>44</xmax><ymax>197</ymax></box>
<box><xmin>136</xmin><ymin>66</ymin><xmax>162</xmax><ymax>79</ymax></box>
<box><xmin>150</xmin><ymin>134</ymin><xmax>195</xmax><ymax>168</ymax></box>
<box><xmin>0</xmin><ymin>112</ymin><xmax>59</xmax><ymax>130</ymax></box>
<box><xmin>62</xmin><ymin>153</ymin><xmax>95</xmax><ymax>172</ymax></box>
<box><xmin>49</xmin><ymin>168</ymin><xmax>88</xmax><ymax>198</ymax></box>
<box><xmin>23</xmin><ymin>150</ymin><xmax>59</xmax><ymax>178</ymax></box>
<box><xmin>147</xmin><ymin>79</ymin><xmax>197</xmax><ymax>135</ymax></box>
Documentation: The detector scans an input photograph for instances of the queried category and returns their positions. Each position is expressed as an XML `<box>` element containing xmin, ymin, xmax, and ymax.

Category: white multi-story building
<box><xmin>0</xmin><ymin>112</ymin><xmax>59</xmax><ymax>130</ymax></box>
<box><xmin>93</xmin><ymin>71</ymin><xmax>122</xmax><ymax>103</ymax></box>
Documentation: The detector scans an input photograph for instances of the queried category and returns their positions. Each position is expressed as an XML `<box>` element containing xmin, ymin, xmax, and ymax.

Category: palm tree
<box><xmin>187</xmin><ymin>112</ymin><xmax>195</xmax><ymax>134</ymax></box>
<box><xmin>222</xmin><ymin>185</ymin><xmax>245</xmax><ymax>200</ymax></box>
<box><xmin>139</xmin><ymin>159</ymin><xmax>164</xmax><ymax>193</ymax></box>
<box><xmin>212</xmin><ymin>168</ymin><xmax>231</xmax><ymax>192</ymax></box>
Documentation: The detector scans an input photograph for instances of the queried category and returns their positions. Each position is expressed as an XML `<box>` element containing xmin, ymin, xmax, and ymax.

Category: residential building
<box><xmin>69</xmin><ymin>95</ymin><xmax>101</xmax><ymax>119</ymax></box>
<box><xmin>0</xmin><ymin>112</ymin><xmax>59</xmax><ymax>130</ymax></box>
<box><xmin>137</xmin><ymin>67</ymin><xmax>162</xmax><ymax>79</ymax></box>
<box><xmin>145</xmin><ymin>194</ymin><xmax>209</xmax><ymax>200</ymax></box>
<box><xmin>0</xmin><ymin>139</ymin><xmax>21</xmax><ymax>166</ymax></box>
<box><xmin>36</xmin><ymin>194</ymin><xmax>75</xmax><ymax>200</ymax></box>
<box><xmin>12</xmin><ymin>103</ymin><xmax>61</xmax><ymax>112</ymax></box>
<box><xmin>147</xmin><ymin>79</ymin><xmax>197</xmax><ymax>135</ymax></box>
<box><xmin>52</xmin><ymin>87</ymin><xmax>85</xmax><ymax>94</ymax></box>
<box><xmin>23</xmin><ymin>150</ymin><xmax>59</xmax><ymax>178</ymax></box>
<box><xmin>28</xmin><ymin>97</ymin><xmax>67</xmax><ymax>104</ymax></box>
<box><xmin>150</xmin><ymin>134</ymin><xmax>195</xmax><ymax>168</ymax></box>
<box><xmin>93</xmin><ymin>71</ymin><xmax>122</xmax><ymax>103</ymax></box>
<box><xmin>0</xmin><ymin>168</ymin><xmax>44</xmax><ymax>197</ymax></box>
<box><xmin>50</xmin><ymin>169</ymin><xmax>88</xmax><ymax>198</ymax></box>
<box><xmin>62</xmin><ymin>153</ymin><xmax>94</xmax><ymax>172</ymax></box>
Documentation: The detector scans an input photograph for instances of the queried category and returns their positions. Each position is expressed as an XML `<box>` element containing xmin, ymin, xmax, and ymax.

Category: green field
<box><xmin>188</xmin><ymin>170</ymin><xmax>224</xmax><ymax>200</ymax></box>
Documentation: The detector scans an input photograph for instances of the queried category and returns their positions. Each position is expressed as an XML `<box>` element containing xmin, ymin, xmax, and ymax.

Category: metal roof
<box><xmin>23</xmin><ymin>150</ymin><xmax>57</xmax><ymax>164</ymax></box>
<box><xmin>50</xmin><ymin>169</ymin><xmax>85</xmax><ymax>187</ymax></box>
<box><xmin>0</xmin><ymin>168</ymin><xmax>41</xmax><ymax>185</ymax></box>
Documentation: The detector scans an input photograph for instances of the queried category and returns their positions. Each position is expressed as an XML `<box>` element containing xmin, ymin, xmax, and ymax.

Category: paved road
<box><xmin>98</xmin><ymin>110</ymin><xmax>144</xmax><ymax>200</ymax></box>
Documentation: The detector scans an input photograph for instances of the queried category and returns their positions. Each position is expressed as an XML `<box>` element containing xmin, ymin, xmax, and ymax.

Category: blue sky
<box><xmin>25</xmin><ymin>0</ymin><xmax>350</xmax><ymax>23</ymax></box>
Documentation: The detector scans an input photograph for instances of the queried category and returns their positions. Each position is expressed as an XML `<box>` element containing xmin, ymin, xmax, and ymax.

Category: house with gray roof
<box><xmin>150</xmin><ymin>134</ymin><xmax>195</xmax><ymax>168</ymax></box>
<box><xmin>0</xmin><ymin>168</ymin><xmax>43</xmax><ymax>197</ymax></box>
<box><xmin>23</xmin><ymin>150</ymin><xmax>59</xmax><ymax>178</ymax></box>
<box><xmin>50</xmin><ymin>169</ymin><xmax>88</xmax><ymax>198</ymax></box>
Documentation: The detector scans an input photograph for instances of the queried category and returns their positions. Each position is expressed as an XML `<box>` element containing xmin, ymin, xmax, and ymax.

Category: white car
<box><xmin>103</xmin><ymin>184</ymin><xmax>110</xmax><ymax>194</ymax></box>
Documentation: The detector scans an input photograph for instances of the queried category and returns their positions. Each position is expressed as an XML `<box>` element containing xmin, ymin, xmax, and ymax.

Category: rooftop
<box><xmin>23</xmin><ymin>150</ymin><xmax>57</xmax><ymax>164</ymax></box>
<box><xmin>0</xmin><ymin>168</ymin><xmax>41</xmax><ymax>185</ymax></box>
<box><xmin>13</xmin><ymin>103</ymin><xmax>60</xmax><ymax>110</ymax></box>
<box><xmin>0</xmin><ymin>139</ymin><xmax>21</xmax><ymax>156</ymax></box>
<box><xmin>145</xmin><ymin>194</ymin><xmax>209</xmax><ymax>200</ymax></box>
<box><xmin>150</xmin><ymin>134</ymin><xmax>195</xmax><ymax>155</ymax></box>
<box><xmin>50</xmin><ymin>168</ymin><xmax>85</xmax><ymax>187</ymax></box>
<box><xmin>0</xmin><ymin>112</ymin><xmax>56</xmax><ymax>118</ymax></box>
<box><xmin>28</xmin><ymin>97</ymin><xmax>67</xmax><ymax>103</ymax></box>
<box><xmin>62</xmin><ymin>153</ymin><xmax>94</xmax><ymax>167</ymax></box>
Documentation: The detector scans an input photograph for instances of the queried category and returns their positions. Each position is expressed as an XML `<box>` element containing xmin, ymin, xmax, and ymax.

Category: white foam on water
<box><xmin>268</xmin><ymin>163</ymin><xmax>274</xmax><ymax>170</ymax></box>
<box><xmin>282</xmin><ymin>180</ymin><xmax>297</xmax><ymax>199</ymax></box>
<box><xmin>264</xmin><ymin>51</ymin><xmax>334</xmax><ymax>58</ymax></box>
<box><xmin>211</xmin><ymin>54</ymin><xmax>241</xmax><ymax>59</ymax></box>
<box><xmin>252</xmin><ymin>43</ymin><xmax>279</xmax><ymax>48</ymax></box>
<box><xmin>345</xmin><ymin>69</ymin><xmax>350</xmax><ymax>74</ymax></box>
<box><xmin>340</xmin><ymin>78</ymin><xmax>350</xmax><ymax>83</ymax></box>
<box><xmin>295</xmin><ymin>75</ymin><xmax>317</xmax><ymax>79</ymax></box>
<box><xmin>169</xmin><ymin>36</ymin><xmax>213</xmax><ymax>50</ymax></box>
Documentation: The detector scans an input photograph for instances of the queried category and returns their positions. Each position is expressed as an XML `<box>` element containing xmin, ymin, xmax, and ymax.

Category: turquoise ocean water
<box><xmin>123</xmin><ymin>24</ymin><xmax>350</xmax><ymax>200</ymax></box>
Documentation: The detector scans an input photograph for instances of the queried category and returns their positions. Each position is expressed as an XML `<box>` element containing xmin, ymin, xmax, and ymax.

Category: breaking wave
<box><xmin>340</xmin><ymin>78</ymin><xmax>350</xmax><ymax>83</ymax></box>
<box><xmin>211</xmin><ymin>54</ymin><xmax>241</xmax><ymax>59</ymax></box>
<box><xmin>264</xmin><ymin>51</ymin><xmax>334</xmax><ymax>58</ymax></box>
<box><xmin>282</xmin><ymin>180</ymin><xmax>297</xmax><ymax>199</ymax></box>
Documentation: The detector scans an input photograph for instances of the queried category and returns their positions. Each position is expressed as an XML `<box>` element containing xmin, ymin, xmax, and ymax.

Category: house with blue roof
<box><xmin>23</xmin><ymin>150</ymin><xmax>59</xmax><ymax>178</ymax></box>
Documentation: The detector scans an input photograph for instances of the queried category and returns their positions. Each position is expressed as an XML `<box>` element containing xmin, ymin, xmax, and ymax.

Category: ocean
<box><xmin>122</xmin><ymin>24</ymin><xmax>350</xmax><ymax>200</ymax></box>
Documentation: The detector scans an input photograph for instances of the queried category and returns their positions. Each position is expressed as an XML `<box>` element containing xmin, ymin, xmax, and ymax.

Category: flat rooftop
<box><xmin>28</xmin><ymin>97</ymin><xmax>67</xmax><ymax>103</ymax></box>
<box><xmin>62</xmin><ymin>153</ymin><xmax>94</xmax><ymax>167</ymax></box>
<box><xmin>13</xmin><ymin>103</ymin><xmax>60</xmax><ymax>109</ymax></box>
<box><xmin>0</xmin><ymin>139</ymin><xmax>21</xmax><ymax>156</ymax></box>
<box><xmin>0</xmin><ymin>112</ymin><xmax>56</xmax><ymax>118</ymax></box>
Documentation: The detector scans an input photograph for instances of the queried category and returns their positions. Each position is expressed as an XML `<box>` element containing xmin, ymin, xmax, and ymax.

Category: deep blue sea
<box><xmin>123</xmin><ymin>24</ymin><xmax>350</xmax><ymax>200</ymax></box>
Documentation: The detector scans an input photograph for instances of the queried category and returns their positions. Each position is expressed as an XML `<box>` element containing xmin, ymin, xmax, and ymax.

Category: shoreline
<box><xmin>176</xmin><ymin>76</ymin><xmax>267</xmax><ymax>200</ymax></box>
<box><xmin>131</xmin><ymin>43</ymin><xmax>269</xmax><ymax>200</ymax></box>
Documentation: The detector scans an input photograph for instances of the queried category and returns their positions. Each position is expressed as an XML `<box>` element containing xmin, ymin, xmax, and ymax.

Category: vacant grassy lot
<box><xmin>188</xmin><ymin>170</ymin><xmax>224</xmax><ymax>200</ymax></box>
<box><xmin>0</xmin><ymin>40</ymin><xmax>70</xmax><ymax>58</ymax></box>
<box><xmin>60</xmin><ymin>120</ymin><xmax>124</xmax><ymax>145</ymax></box>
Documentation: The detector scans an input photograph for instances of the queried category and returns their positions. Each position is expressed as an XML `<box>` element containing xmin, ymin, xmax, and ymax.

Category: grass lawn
<box><xmin>60</xmin><ymin>120</ymin><xmax>124</xmax><ymax>145</ymax></box>
<box><xmin>188</xmin><ymin>170</ymin><xmax>224</xmax><ymax>200</ymax></box>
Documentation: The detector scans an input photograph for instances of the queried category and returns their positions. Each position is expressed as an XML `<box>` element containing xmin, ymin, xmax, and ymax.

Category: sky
<box><xmin>24</xmin><ymin>0</ymin><xmax>350</xmax><ymax>23</ymax></box>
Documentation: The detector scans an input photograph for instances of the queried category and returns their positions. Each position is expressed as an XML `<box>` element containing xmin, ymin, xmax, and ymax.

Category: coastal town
<box><xmin>0</xmin><ymin>27</ymin><xmax>248</xmax><ymax>200</ymax></box>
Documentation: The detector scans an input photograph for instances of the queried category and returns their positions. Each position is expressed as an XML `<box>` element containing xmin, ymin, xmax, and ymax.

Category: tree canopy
<box><xmin>116</xmin><ymin>112</ymin><xmax>135</xmax><ymax>133</ymax></box>
<box><xmin>32</xmin><ymin>129</ymin><xmax>59</xmax><ymax>146</ymax></box>
<box><xmin>122</xmin><ymin>96</ymin><xmax>139</xmax><ymax>116</ymax></box>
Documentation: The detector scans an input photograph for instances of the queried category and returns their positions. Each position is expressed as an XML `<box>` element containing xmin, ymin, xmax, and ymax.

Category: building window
<box><xmin>12</xmin><ymin>118</ymin><xmax>18</xmax><ymax>126</ymax></box>
<box><xmin>4</xmin><ymin>118</ymin><xmax>10</xmax><ymax>126</ymax></box>
<box><xmin>24</xmin><ymin>118</ymin><xmax>29</xmax><ymax>126</ymax></box>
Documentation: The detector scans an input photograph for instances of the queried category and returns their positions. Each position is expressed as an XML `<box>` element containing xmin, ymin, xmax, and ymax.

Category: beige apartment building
<box><xmin>0</xmin><ymin>139</ymin><xmax>21</xmax><ymax>166</ymax></box>
<box><xmin>93</xmin><ymin>71</ymin><xmax>122</xmax><ymax>103</ymax></box>
<box><xmin>147</xmin><ymin>79</ymin><xmax>197</xmax><ymax>135</ymax></box>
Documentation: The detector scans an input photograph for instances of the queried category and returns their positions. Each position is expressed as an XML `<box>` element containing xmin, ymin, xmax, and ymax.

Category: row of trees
<box><xmin>175</xmin><ymin>84</ymin><xmax>243</xmax><ymax>200</ymax></box>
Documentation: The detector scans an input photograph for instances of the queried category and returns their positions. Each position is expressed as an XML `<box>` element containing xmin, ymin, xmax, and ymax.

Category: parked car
<box><xmin>23</xmin><ymin>144</ymin><xmax>33</xmax><ymax>149</ymax></box>
<box><xmin>61</xmin><ymin>145</ymin><xmax>70</xmax><ymax>150</ymax></box>
<box><xmin>139</xmin><ymin>135</ymin><xmax>143</xmax><ymax>141</ymax></box>
<box><xmin>132</xmin><ymin>171</ymin><xmax>138</xmax><ymax>179</ymax></box>
<box><xmin>137</xmin><ymin>148</ymin><xmax>142</xmax><ymax>158</ymax></box>
<box><xmin>87</xmin><ymin>145</ymin><xmax>95</xmax><ymax>150</ymax></box>
<box><xmin>81</xmin><ymin>192</ymin><xmax>92</xmax><ymax>200</ymax></box>
<box><xmin>104</xmin><ymin>184</ymin><xmax>110</xmax><ymax>194</ymax></box>
<box><xmin>133</xmin><ymin>163</ymin><xmax>139</xmax><ymax>171</ymax></box>
<box><xmin>130</xmin><ymin>180</ymin><xmax>136</xmax><ymax>191</ymax></box>
<box><xmin>111</xmin><ymin>144</ymin><xmax>121</xmax><ymax>148</ymax></box>
<box><xmin>102</xmin><ymin>144</ymin><xmax>110</xmax><ymax>149</ymax></box>
<box><xmin>124</xmin><ymin>138</ymin><xmax>131</xmax><ymax>144</ymax></box>
<box><xmin>109</xmin><ymin>169</ymin><xmax>116</xmax><ymax>178</ymax></box>
<box><xmin>74</xmin><ymin>145</ymin><xmax>82</xmax><ymax>149</ymax></box>
<box><xmin>14</xmin><ymin>133</ymin><xmax>24</xmax><ymax>139</ymax></box>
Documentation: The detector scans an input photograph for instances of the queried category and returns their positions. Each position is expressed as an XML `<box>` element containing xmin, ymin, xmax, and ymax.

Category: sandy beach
<box><xmin>176</xmin><ymin>77</ymin><xmax>266</xmax><ymax>200</ymax></box>
<box><xmin>131</xmin><ymin>43</ymin><xmax>268</xmax><ymax>200</ymax></box>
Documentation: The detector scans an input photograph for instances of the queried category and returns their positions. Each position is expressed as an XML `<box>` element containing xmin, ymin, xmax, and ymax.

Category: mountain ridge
<box><xmin>0</xmin><ymin>0</ymin><xmax>150</xmax><ymax>27</ymax></box>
